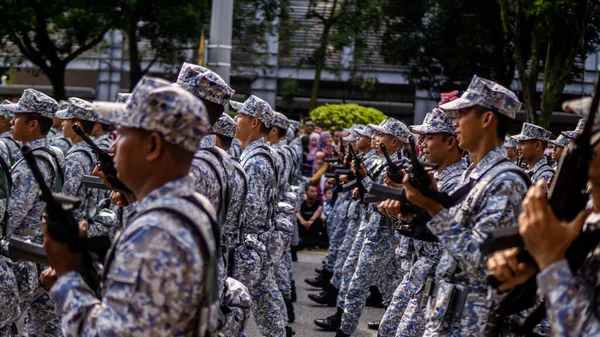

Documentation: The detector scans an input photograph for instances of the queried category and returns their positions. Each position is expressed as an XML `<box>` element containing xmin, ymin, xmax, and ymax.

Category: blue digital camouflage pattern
<box><xmin>355</xmin><ymin>125</ymin><xmax>375</xmax><ymax>138</ymax></box>
<box><xmin>6</xmin><ymin>89</ymin><xmax>58</xmax><ymax>119</ymax></box>
<box><xmin>176</xmin><ymin>63</ymin><xmax>234</xmax><ymax>106</ymax></box>
<box><xmin>410</xmin><ymin>108</ymin><xmax>457</xmax><ymax>135</ymax></box>
<box><xmin>234</xmin><ymin>138</ymin><xmax>286</xmax><ymax>337</ymax></box>
<box><xmin>527</xmin><ymin>156</ymin><xmax>555</xmax><ymax>185</ymax></box>
<box><xmin>0</xmin><ymin>255</ymin><xmax>20</xmax><ymax>336</ymax></box>
<box><xmin>50</xmin><ymin>137</ymin><xmax>72</xmax><ymax>155</ymax></box>
<box><xmin>439</xmin><ymin>75</ymin><xmax>522</xmax><ymax>119</ymax></box>
<box><xmin>285</xmin><ymin>128</ymin><xmax>294</xmax><ymax>142</ymax></box>
<box><xmin>94</xmin><ymin>77</ymin><xmax>210</xmax><ymax>153</ymax></box>
<box><xmin>0</xmin><ymin>130</ymin><xmax>21</xmax><ymax>165</ymax></box>
<box><xmin>198</xmin><ymin>134</ymin><xmax>216</xmax><ymax>149</ymax></box>
<box><xmin>230</xmin><ymin>95</ymin><xmax>275</xmax><ymax>128</ymax></box>
<box><xmin>116</xmin><ymin>93</ymin><xmax>131</xmax><ymax>104</ymax></box>
<box><xmin>229</xmin><ymin>138</ymin><xmax>243</xmax><ymax>160</ymax></box>
<box><xmin>272</xmin><ymin>112</ymin><xmax>290</xmax><ymax>130</ymax></box>
<box><xmin>382</xmin><ymin>159</ymin><xmax>467</xmax><ymax>337</ymax></box>
<box><xmin>343</xmin><ymin>130</ymin><xmax>359</xmax><ymax>142</ymax></box>
<box><xmin>93</xmin><ymin>133</ymin><xmax>112</xmax><ymax>149</ymax></box>
<box><xmin>0</xmin><ymin>100</ymin><xmax>14</xmax><ymax>120</ymax></box>
<box><xmin>330</xmin><ymin>199</ymin><xmax>364</xmax><ymax>290</ymax></box>
<box><xmin>549</xmin><ymin>134</ymin><xmax>571</xmax><ymax>148</ymax></box>
<box><xmin>514</xmin><ymin>123</ymin><xmax>552</xmax><ymax>142</ymax></box>
<box><xmin>503</xmin><ymin>136</ymin><xmax>519</xmax><ymax>148</ymax></box>
<box><xmin>371</xmin><ymin>118</ymin><xmax>411</xmax><ymax>143</ymax></box>
<box><xmin>536</xmin><ymin>215</ymin><xmax>600</xmax><ymax>337</ymax></box>
<box><xmin>217</xmin><ymin>277</ymin><xmax>252</xmax><ymax>337</ymax></box>
<box><xmin>61</xmin><ymin>141</ymin><xmax>96</xmax><ymax>222</ymax></box>
<box><xmin>50</xmin><ymin>176</ymin><xmax>216</xmax><ymax>337</ymax></box>
<box><xmin>422</xmin><ymin>145</ymin><xmax>528</xmax><ymax>336</ymax></box>
<box><xmin>289</xmin><ymin>120</ymin><xmax>300</xmax><ymax>132</ymax></box>
<box><xmin>190</xmin><ymin>149</ymin><xmax>226</xmax><ymax>215</ymax></box>
<box><xmin>323</xmin><ymin>192</ymin><xmax>353</xmax><ymax>272</ymax></box>
<box><xmin>55</xmin><ymin>97</ymin><xmax>96</xmax><ymax>122</ymax></box>
<box><xmin>211</xmin><ymin>112</ymin><xmax>238</xmax><ymax>138</ymax></box>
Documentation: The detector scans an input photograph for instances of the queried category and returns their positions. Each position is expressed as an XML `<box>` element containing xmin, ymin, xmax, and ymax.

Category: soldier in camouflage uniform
<box><xmin>378</xmin><ymin>108</ymin><xmax>467</xmax><ymax>337</ymax></box>
<box><xmin>402</xmin><ymin>76</ymin><xmax>529</xmax><ymax>336</ymax></box>
<box><xmin>548</xmin><ymin>134</ymin><xmax>571</xmax><ymax>169</ymax></box>
<box><xmin>41</xmin><ymin>76</ymin><xmax>218</xmax><ymax>336</ymax></box>
<box><xmin>503</xmin><ymin>136</ymin><xmax>519</xmax><ymax>164</ymax></box>
<box><xmin>515</xmin><ymin>123</ymin><xmax>555</xmax><ymax>186</ymax></box>
<box><xmin>232</xmin><ymin>95</ymin><xmax>290</xmax><ymax>337</ymax></box>
<box><xmin>55</xmin><ymin>98</ymin><xmax>98</xmax><ymax>223</ymax></box>
<box><xmin>6</xmin><ymin>89</ymin><xmax>64</xmax><ymax>336</ymax></box>
<box><xmin>0</xmin><ymin>100</ymin><xmax>20</xmax><ymax>166</ymax></box>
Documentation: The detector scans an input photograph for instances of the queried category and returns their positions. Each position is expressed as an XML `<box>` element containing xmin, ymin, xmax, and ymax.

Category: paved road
<box><xmin>245</xmin><ymin>251</ymin><xmax>385</xmax><ymax>337</ymax></box>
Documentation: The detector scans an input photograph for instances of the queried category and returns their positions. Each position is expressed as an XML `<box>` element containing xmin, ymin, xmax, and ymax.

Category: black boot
<box><xmin>305</xmin><ymin>269</ymin><xmax>332</xmax><ymax>288</ymax></box>
<box><xmin>365</xmin><ymin>286</ymin><xmax>385</xmax><ymax>308</ymax></box>
<box><xmin>291</xmin><ymin>245</ymin><xmax>298</xmax><ymax>262</ymax></box>
<box><xmin>314</xmin><ymin>307</ymin><xmax>343</xmax><ymax>331</ymax></box>
<box><xmin>308</xmin><ymin>284</ymin><xmax>338</xmax><ymax>306</ymax></box>
<box><xmin>285</xmin><ymin>326</ymin><xmax>295</xmax><ymax>336</ymax></box>
<box><xmin>368</xmin><ymin>321</ymin><xmax>380</xmax><ymax>330</ymax></box>
<box><xmin>315</xmin><ymin>266</ymin><xmax>325</xmax><ymax>274</ymax></box>
<box><xmin>284</xmin><ymin>298</ymin><xmax>296</xmax><ymax>323</ymax></box>
<box><xmin>291</xmin><ymin>280</ymin><xmax>297</xmax><ymax>302</ymax></box>
<box><xmin>335</xmin><ymin>329</ymin><xmax>351</xmax><ymax>337</ymax></box>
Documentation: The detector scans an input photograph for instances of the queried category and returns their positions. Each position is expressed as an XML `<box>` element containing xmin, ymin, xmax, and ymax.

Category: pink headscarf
<box><xmin>313</xmin><ymin>151</ymin><xmax>325</xmax><ymax>175</ymax></box>
<box><xmin>307</xmin><ymin>133</ymin><xmax>321</xmax><ymax>161</ymax></box>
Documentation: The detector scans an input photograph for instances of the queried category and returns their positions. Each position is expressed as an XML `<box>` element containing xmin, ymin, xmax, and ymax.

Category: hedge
<box><xmin>309</xmin><ymin>103</ymin><xmax>387</xmax><ymax>131</ymax></box>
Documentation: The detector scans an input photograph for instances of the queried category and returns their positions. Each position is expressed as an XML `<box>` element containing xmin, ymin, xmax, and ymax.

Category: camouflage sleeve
<box><xmin>50</xmin><ymin>223</ymin><xmax>204</xmax><ymax>337</ymax></box>
<box><xmin>62</xmin><ymin>155</ymin><xmax>86</xmax><ymax>221</ymax></box>
<box><xmin>8</xmin><ymin>167</ymin><xmax>41</xmax><ymax>232</ymax></box>
<box><xmin>537</xmin><ymin>259</ymin><xmax>600</xmax><ymax>336</ymax></box>
<box><xmin>0</xmin><ymin>142</ymin><xmax>10</xmax><ymax>167</ymax></box>
<box><xmin>360</xmin><ymin>175</ymin><xmax>374</xmax><ymax>192</ymax></box>
<box><xmin>244</xmin><ymin>160</ymin><xmax>272</xmax><ymax>232</ymax></box>
<box><xmin>427</xmin><ymin>175</ymin><xmax>527</xmax><ymax>277</ymax></box>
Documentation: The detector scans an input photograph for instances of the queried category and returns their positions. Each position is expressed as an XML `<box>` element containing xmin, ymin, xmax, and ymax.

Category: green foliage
<box><xmin>379</xmin><ymin>0</ymin><xmax>515</xmax><ymax>95</ymax></box>
<box><xmin>309</xmin><ymin>104</ymin><xmax>387</xmax><ymax>131</ymax></box>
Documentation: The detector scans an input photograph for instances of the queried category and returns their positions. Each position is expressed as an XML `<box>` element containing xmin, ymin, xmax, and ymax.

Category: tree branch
<box><xmin>63</xmin><ymin>27</ymin><xmax>110</xmax><ymax>64</ymax></box>
<box><xmin>142</xmin><ymin>55</ymin><xmax>159</xmax><ymax>75</ymax></box>
<box><xmin>307</xmin><ymin>9</ymin><xmax>326</xmax><ymax>22</ymax></box>
<box><xmin>12</xmin><ymin>31</ymin><xmax>50</xmax><ymax>73</ymax></box>
<box><xmin>25</xmin><ymin>0</ymin><xmax>62</xmax><ymax>66</ymax></box>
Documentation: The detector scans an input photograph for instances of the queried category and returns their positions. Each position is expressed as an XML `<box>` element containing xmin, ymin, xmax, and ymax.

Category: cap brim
<box><xmin>513</xmin><ymin>134</ymin><xmax>533</xmax><ymax>142</ymax></box>
<box><xmin>410</xmin><ymin>124</ymin><xmax>451</xmax><ymax>135</ymax></box>
<box><xmin>355</xmin><ymin>129</ymin><xmax>372</xmax><ymax>137</ymax></box>
<box><xmin>438</xmin><ymin>96</ymin><xmax>477</xmax><ymax>115</ymax></box>
<box><xmin>562</xmin><ymin>97</ymin><xmax>593</xmax><ymax>116</ymax></box>
<box><xmin>55</xmin><ymin>109</ymin><xmax>72</xmax><ymax>120</ymax></box>
<box><xmin>92</xmin><ymin>101</ymin><xmax>126</xmax><ymax>125</ymax></box>
<box><xmin>342</xmin><ymin>136</ymin><xmax>357</xmax><ymax>142</ymax></box>
<box><xmin>370</xmin><ymin>125</ymin><xmax>387</xmax><ymax>134</ymax></box>
<box><xmin>561</xmin><ymin>131</ymin><xmax>578</xmax><ymax>140</ymax></box>
<box><xmin>230</xmin><ymin>101</ymin><xmax>243</xmax><ymax>112</ymax></box>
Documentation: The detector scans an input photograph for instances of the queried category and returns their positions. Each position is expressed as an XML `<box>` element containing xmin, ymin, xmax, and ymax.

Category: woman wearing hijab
<box><xmin>320</xmin><ymin>131</ymin><xmax>337</xmax><ymax>159</ymax></box>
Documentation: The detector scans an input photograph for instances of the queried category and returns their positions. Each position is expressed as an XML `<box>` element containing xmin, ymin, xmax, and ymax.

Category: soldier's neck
<box><xmin>468</xmin><ymin>137</ymin><xmax>502</xmax><ymax>166</ymax></box>
<box><xmin>526</xmin><ymin>153</ymin><xmax>544</xmax><ymax>168</ymax></box>
<box><xmin>437</xmin><ymin>150</ymin><xmax>462</xmax><ymax>173</ymax></box>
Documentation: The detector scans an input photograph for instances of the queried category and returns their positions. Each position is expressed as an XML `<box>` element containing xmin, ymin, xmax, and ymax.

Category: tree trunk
<box><xmin>47</xmin><ymin>66</ymin><xmax>66</xmax><ymax>101</ymax></box>
<box><xmin>128</xmin><ymin>20</ymin><xmax>142</xmax><ymax>91</ymax></box>
<box><xmin>309</xmin><ymin>42</ymin><xmax>327</xmax><ymax>111</ymax></box>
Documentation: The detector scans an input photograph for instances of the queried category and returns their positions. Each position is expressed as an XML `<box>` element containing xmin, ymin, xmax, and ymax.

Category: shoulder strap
<box><xmin>0</xmin><ymin>138</ymin><xmax>15</xmax><ymax>164</ymax></box>
<box><xmin>69</xmin><ymin>148</ymin><xmax>95</xmax><ymax>169</ymax></box>
<box><xmin>194</xmin><ymin>150</ymin><xmax>230</xmax><ymax>227</ymax></box>
<box><xmin>11</xmin><ymin>147</ymin><xmax>64</xmax><ymax>193</ymax></box>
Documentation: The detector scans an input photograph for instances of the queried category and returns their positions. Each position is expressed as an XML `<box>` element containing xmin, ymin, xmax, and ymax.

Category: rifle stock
<box><xmin>380</xmin><ymin>143</ymin><xmax>404</xmax><ymax>183</ymax></box>
<box><xmin>1</xmin><ymin>237</ymin><xmax>50</xmax><ymax>266</ymax></box>
<box><xmin>72</xmin><ymin>125</ymin><xmax>132</xmax><ymax>193</ymax></box>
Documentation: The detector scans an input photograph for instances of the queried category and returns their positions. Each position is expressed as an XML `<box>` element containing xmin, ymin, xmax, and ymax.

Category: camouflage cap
<box><xmin>289</xmin><ymin>120</ymin><xmax>301</xmax><ymax>132</ymax></box>
<box><xmin>116</xmin><ymin>93</ymin><xmax>132</xmax><ymax>104</ymax></box>
<box><xmin>513</xmin><ymin>122</ymin><xmax>552</xmax><ymax>142</ymax></box>
<box><xmin>176</xmin><ymin>62</ymin><xmax>234</xmax><ymax>106</ymax></box>
<box><xmin>342</xmin><ymin>130</ymin><xmax>359</xmax><ymax>142</ymax></box>
<box><xmin>503</xmin><ymin>136</ymin><xmax>519</xmax><ymax>148</ymax></box>
<box><xmin>410</xmin><ymin>108</ymin><xmax>456</xmax><ymax>135</ymax></box>
<box><xmin>0</xmin><ymin>100</ymin><xmax>14</xmax><ymax>120</ymax></box>
<box><xmin>286</xmin><ymin>127</ymin><xmax>295</xmax><ymax>141</ymax></box>
<box><xmin>58</xmin><ymin>100</ymin><xmax>69</xmax><ymax>111</ymax></box>
<box><xmin>8</xmin><ymin>89</ymin><xmax>58</xmax><ymax>119</ymax></box>
<box><xmin>211</xmin><ymin>112</ymin><xmax>238</xmax><ymax>138</ymax></box>
<box><xmin>549</xmin><ymin>134</ymin><xmax>571</xmax><ymax>148</ymax></box>
<box><xmin>371</xmin><ymin>118</ymin><xmax>410</xmax><ymax>143</ymax></box>
<box><xmin>439</xmin><ymin>75</ymin><xmax>522</xmax><ymax>119</ymax></box>
<box><xmin>93</xmin><ymin>76</ymin><xmax>210</xmax><ymax>153</ymax></box>
<box><xmin>561</xmin><ymin>96</ymin><xmax>600</xmax><ymax>134</ymax></box>
<box><xmin>273</xmin><ymin>112</ymin><xmax>290</xmax><ymax>130</ymax></box>
<box><xmin>355</xmin><ymin>124</ymin><xmax>375</xmax><ymax>138</ymax></box>
<box><xmin>56</xmin><ymin>97</ymin><xmax>96</xmax><ymax>122</ymax></box>
<box><xmin>230</xmin><ymin>95</ymin><xmax>275</xmax><ymax>128</ymax></box>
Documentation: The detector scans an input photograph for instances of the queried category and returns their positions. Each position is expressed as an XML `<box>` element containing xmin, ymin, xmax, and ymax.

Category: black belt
<box><xmin>424</xmin><ymin>278</ymin><xmax>470</xmax><ymax>316</ymax></box>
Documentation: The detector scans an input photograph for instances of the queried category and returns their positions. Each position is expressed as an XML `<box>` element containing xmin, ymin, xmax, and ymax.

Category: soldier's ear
<box><xmin>146</xmin><ymin>132</ymin><xmax>163</xmax><ymax>162</ymax></box>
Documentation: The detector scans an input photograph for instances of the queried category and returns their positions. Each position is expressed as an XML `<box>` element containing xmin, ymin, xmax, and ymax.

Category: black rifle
<box><xmin>344</xmin><ymin>143</ymin><xmax>366</xmax><ymax>198</ymax></box>
<box><xmin>324</xmin><ymin>157</ymin><xmax>340</xmax><ymax>164</ymax></box>
<box><xmin>22</xmin><ymin>145</ymin><xmax>111</xmax><ymax>293</ymax></box>
<box><xmin>1</xmin><ymin>237</ymin><xmax>51</xmax><ymax>266</ymax></box>
<box><xmin>339</xmin><ymin>137</ymin><xmax>346</xmax><ymax>157</ymax></box>
<box><xmin>488</xmin><ymin>73</ymin><xmax>600</xmax><ymax>331</ymax></box>
<box><xmin>72</xmin><ymin>125</ymin><xmax>132</xmax><ymax>193</ymax></box>
<box><xmin>380</xmin><ymin>143</ymin><xmax>404</xmax><ymax>184</ymax></box>
<box><xmin>82</xmin><ymin>175</ymin><xmax>112</xmax><ymax>191</ymax></box>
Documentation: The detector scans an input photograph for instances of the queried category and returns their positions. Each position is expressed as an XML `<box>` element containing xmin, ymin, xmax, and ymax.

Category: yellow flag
<box><xmin>198</xmin><ymin>31</ymin><xmax>205</xmax><ymax>66</ymax></box>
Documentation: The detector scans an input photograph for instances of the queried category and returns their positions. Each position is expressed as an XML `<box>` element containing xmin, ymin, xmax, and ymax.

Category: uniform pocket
<box><xmin>425</xmin><ymin>281</ymin><xmax>455</xmax><ymax>333</ymax></box>
<box><xmin>104</xmin><ymin>255</ymin><xmax>143</xmax><ymax>313</ymax></box>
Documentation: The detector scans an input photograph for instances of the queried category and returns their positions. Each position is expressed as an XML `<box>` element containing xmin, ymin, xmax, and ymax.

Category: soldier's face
<box><xmin>11</xmin><ymin>114</ymin><xmax>28</xmax><ymax>142</ymax></box>
<box><xmin>551</xmin><ymin>145</ymin><xmax>563</xmax><ymax>162</ymax></box>
<box><xmin>518</xmin><ymin>140</ymin><xmax>537</xmax><ymax>162</ymax></box>
<box><xmin>357</xmin><ymin>136</ymin><xmax>370</xmax><ymax>152</ymax></box>
<box><xmin>505</xmin><ymin>147</ymin><xmax>518</xmax><ymax>161</ymax></box>
<box><xmin>421</xmin><ymin>133</ymin><xmax>446</xmax><ymax>164</ymax></box>
<box><xmin>62</xmin><ymin>119</ymin><xmax>75</xmax><ymax>141</ymax></box>
<box><xmin>454</xmin><ymin>107</ymin><xmax>481</xmax><ymax>150</ymax></box>
<box><xmin>234</xmin><ymin>114</ymin><xmax>252</xmax><ymax>141</ymax></box>
<box><xmin>112</xmin><ymin>126</ymin><xmax>149</xmax><ymax>189</ymax></box>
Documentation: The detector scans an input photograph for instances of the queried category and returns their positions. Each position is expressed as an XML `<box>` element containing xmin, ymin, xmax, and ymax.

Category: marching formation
<box><xmin>0</xmin><ymin>63</ymin><xmax>597</xmax><ymax>337</ymax></box>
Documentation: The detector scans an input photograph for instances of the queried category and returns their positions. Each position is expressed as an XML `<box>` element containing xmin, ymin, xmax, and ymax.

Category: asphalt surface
<box><xmin>245</xmin><ymin>251</ymin><xmax>385</xmax><ymax>337</ymax></box>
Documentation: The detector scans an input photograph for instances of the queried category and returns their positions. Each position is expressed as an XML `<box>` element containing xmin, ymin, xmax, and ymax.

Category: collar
<box><xmin>466</xmin><ymin>145</ymin><xmax>510</xmax><ymax>181</ymax></box>
<box><xmin>134</xmin><ymin>175</ymin><xmax>196</xmax><ymax>216</ymax></box>
<box><xmin>0</xmin><ymin>131</ymin><xmax>11</xmax><ymax>138</ymax></box>
<box><xmin>437</xmin><ymin>158</ymin><xmax>468</xmax><ymax>181</ymax></box>
<box><xmin>27</xmin><ymin>137</ymin><xmax>49</xmax><ymax>149</ymax></box>
<box><xmin>528</xmin><ymin>156</ymin><xmax>550</xmax><ymax>173</ymax></box>
<box><xmin>244</xmin><ymin>138</ymin><xmax>266</xmax><ymax>153</ymax></box>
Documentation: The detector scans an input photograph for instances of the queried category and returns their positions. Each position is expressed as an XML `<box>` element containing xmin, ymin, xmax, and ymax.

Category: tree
<box><xmin>500</xmin><ymin>0</ymin><xmax>600</xmax><ymax>127</ymax></box>
<box><xmin>0</xmin><ymin>0</ymin><xmax>116</xmax><ymax>100</ymax></box>
<box><xmin>119</xmin><ymin>0</ymin><xmax>211</xmax><ymax>90</ymax></box>
<box><xmin>379</xmin><ymin>0</ymin><xmax>516</xmax><ymax>99</ymax></box>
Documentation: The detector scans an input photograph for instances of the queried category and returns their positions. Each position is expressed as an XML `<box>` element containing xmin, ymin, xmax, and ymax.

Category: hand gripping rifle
<box><xmin>341</xmin><ymin>143</ymin><xmax>366</xmax><ymax>197</ymax></box>
<box><xmin>21</xmin><ymin>145</ymin><xmax>111</xmax><ymax>294</ymax></box>
<box><xmin>486</xmin><ymin>73</ymin><xmax>600</xmax><ymax>332</ymax></box>
<box><xmin>72</xmin><ymin>125</ymin><xmax>132</xmax><ymax>193</ymax></box>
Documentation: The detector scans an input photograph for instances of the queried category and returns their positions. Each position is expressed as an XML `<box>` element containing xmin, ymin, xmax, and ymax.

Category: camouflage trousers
<box><xmin>379</xmin><ymin>255</ymin><xmax>438</xmax><ymax>337</ymax></box>
<box><xmin>335</xmin><ymin>217</ymin><xmax>368</xmax><ymax>308</ymax></box>
<box><xmin>323</xmin><ymin>199</ymin><xmax>352</xmax><ymax>272</ymax></box>
<box><xmin>247</xmin><ymin>263</ymin><xmax>287</xmax><ymax>337</ymax></box>
<box><xmin>275</xmin><ymin>242</ymin><xmax>293</xmax><ymax>300</ymax></box>
<box><xmin>330</xmin><ymin>203</ymin><xmax>364</xmax><ymax>289</ymax></box>
<box><xmin>422</xmin><ymin>282</ymin><xmax>490</xmax><ymax>337</ymax></box>
<box><xmin>24</xmin><ymin>293</ymin><xmax>62</xmax><ymax>337</ymax></box>
<box><xmin>0</xmin><ymin>257</ymin><xmax>20</xmax><ymax>335</ymax></box>
<box><xmin>339</xmin><ymin>225</ymin><xmax>402</xmax><ymax>335</ymax></box>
